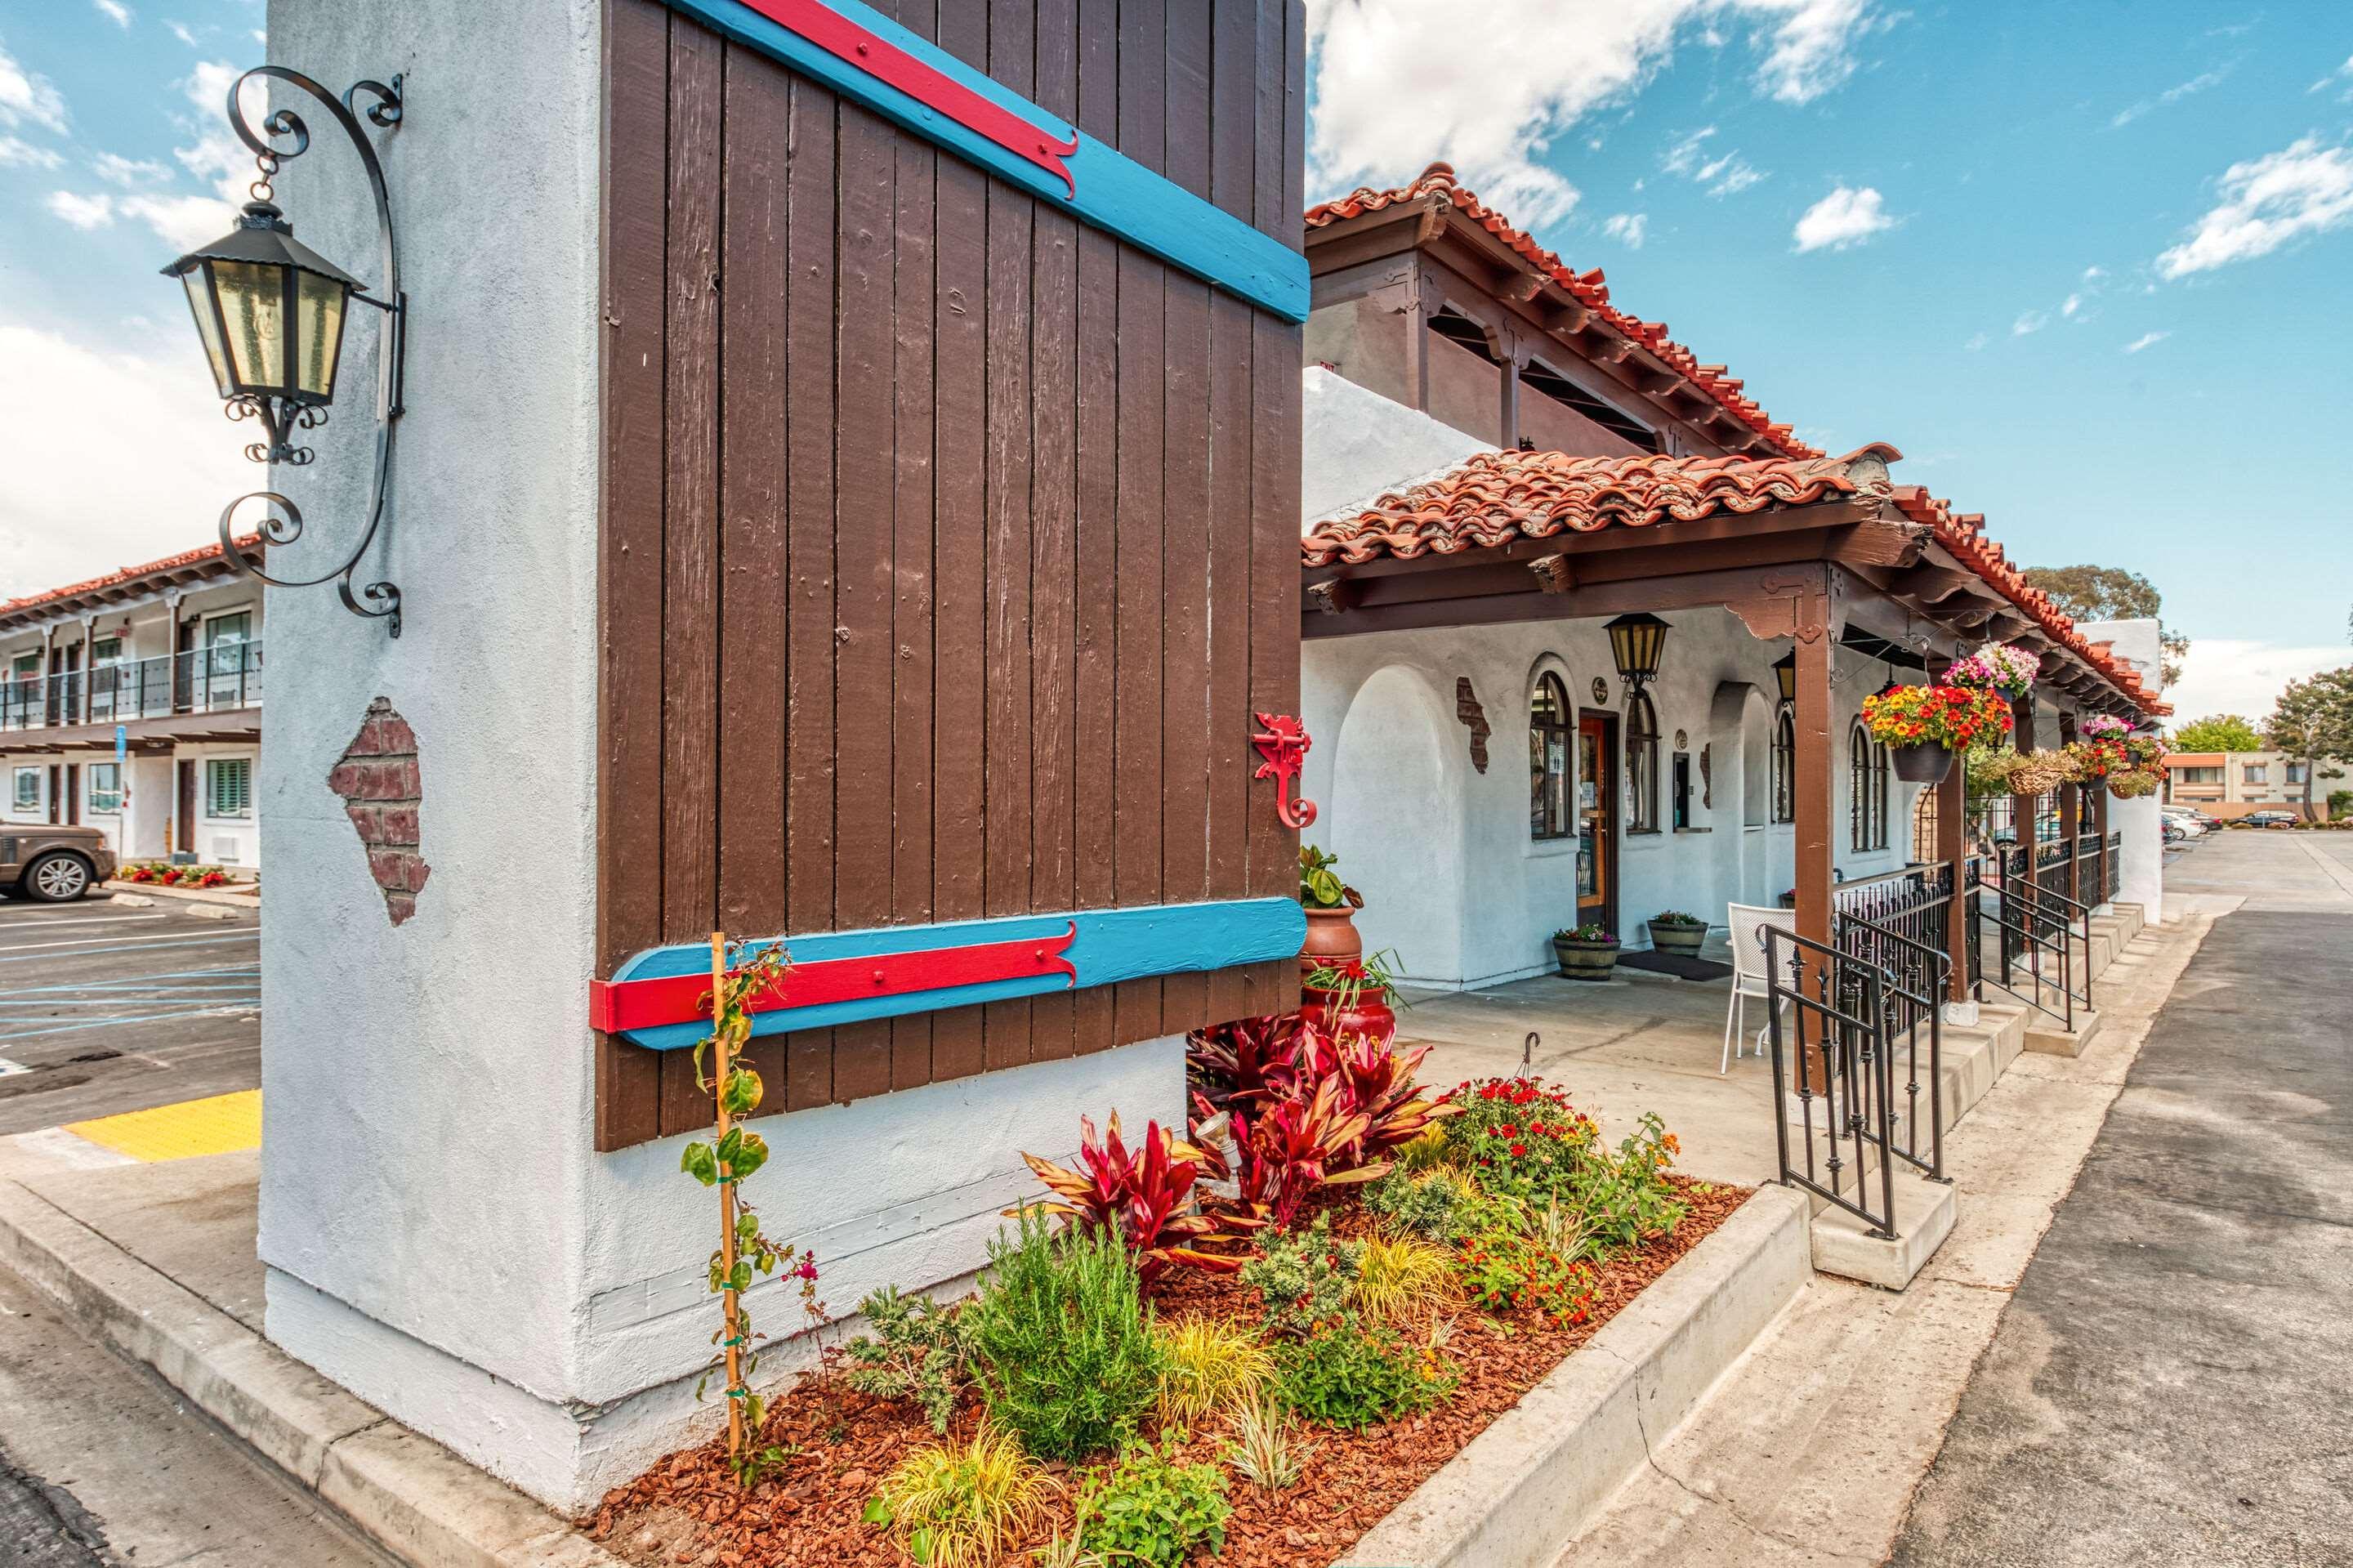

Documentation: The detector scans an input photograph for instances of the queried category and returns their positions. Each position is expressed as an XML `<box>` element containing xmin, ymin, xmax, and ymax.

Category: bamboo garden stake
<box><xmin>678</xmin><ymin>933</ymin><xmax>823</xmax><ymax>1486</ymax></box>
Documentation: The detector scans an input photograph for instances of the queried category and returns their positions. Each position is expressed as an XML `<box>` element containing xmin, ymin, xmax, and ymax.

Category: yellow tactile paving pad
<box><xmin>65</xmin><ymin>1089</ymin><xmax>261</xmax><ymax>1162</ymax></box>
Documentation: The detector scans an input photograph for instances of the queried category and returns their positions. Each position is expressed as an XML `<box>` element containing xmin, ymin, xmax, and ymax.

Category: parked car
<box><xmin>2242</xmin><ymin>810</ymin><xmax>2299</xmax><ymax>829</ymax></box>
<box><xmin>1</xmin><ymin>823</ymin><xmax>116</xmax><ymax>901</ymax></box>
<box><xmin>2163</xmin><ymin>819</ymin><xmax>2188</xmax><ymax>846</ymax></box>
<box><xmin>2159</xmin><ymin>809</ymin><xmax>2206</xmax><ymax>838</ymax></box>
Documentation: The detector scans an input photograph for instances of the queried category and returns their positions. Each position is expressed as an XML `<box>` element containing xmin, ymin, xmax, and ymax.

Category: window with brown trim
<box><xmin>1850</xmin><ymin>721</ymin><xmax>1889</xmax><ymax>851</ymax></box>
<box><xmin>1770</xmin><ymin>705</ymin><xmax>1796</xmax><ymax>824</ymax></box>
<box><xmin>1530</xmin><ymin>672</ymin><xmax>1573</xmax><ymax>840</ymax></box>
<box><xmin>1627</xmin><ymin>691</ymin><xmax>1660</xmax><ymax>833</ymax></box>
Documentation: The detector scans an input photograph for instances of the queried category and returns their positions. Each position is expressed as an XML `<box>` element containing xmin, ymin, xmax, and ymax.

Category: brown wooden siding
<box><xmin>596</xmin><ymin>0</ymin><xmax>1306</xmax><ymax>1149</ymax></box>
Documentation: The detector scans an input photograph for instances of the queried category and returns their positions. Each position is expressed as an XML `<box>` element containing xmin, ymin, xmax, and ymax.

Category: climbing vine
<box><xmin>679</xmin><ymin>936</ymin><xmax>825</xmax><ymax>1485</ymax></box>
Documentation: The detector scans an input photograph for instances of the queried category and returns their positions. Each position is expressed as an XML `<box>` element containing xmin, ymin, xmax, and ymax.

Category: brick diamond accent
<box><xmin>327</xmin><ymin>696</ymin><xmax>429</xmax><ymax>927</ymax></box>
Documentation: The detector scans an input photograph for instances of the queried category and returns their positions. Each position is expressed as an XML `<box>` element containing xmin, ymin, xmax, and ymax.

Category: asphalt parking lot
<box><xmin>0</xmin><ymin>894</ymin><xmax>260</xmax><ymax>1137</ymax></box>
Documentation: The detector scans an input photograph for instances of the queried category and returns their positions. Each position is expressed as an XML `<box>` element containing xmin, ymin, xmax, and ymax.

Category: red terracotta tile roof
<box><xmin>1306</xmin><ymin>163</ymin><xmax>1815</xmax><ymax>461</ymax></box>
<box><xmin>1301</xmin><ymin>447</ymin><xmax>2168</xmax><ymax>716</ymax></box>
<box><xmin>1886</xmin><ymin>487</ymin><xmax>2168</xmax><ymax>716</ymax></box>
<box><xmin>0</xmin><ymin>534</ymin><xmax>261</xmax><ymax>623</ymax></box>
<box><xmin>1301</xmin><ymin>445</ymin><xmax>1893</xmax><ymax>568</ymax></box>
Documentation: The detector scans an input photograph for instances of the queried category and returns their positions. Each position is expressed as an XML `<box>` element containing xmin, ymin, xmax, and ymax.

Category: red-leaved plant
<box><xmin>1016</xmin><ymin>1111</ymin><xmax>1247</xmax><ymax>1282</ymax></box>
<box><xmin>1185</xmin><ymin>1012</ymin><xmax>1305</xmax><ymax>1115</ymax></box>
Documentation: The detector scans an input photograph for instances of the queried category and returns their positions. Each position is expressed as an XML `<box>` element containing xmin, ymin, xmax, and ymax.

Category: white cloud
<box><xmin>46</xmin><ymin>190</ymin><xmax>114</xmax><ymax>229</ymax></box>
<box><xmin>2011</xmin><ymin>309</ymin><xmax>2048</xmax><ymax>335</ymax></box>
<box><xmin>2156</xmin><ymin>136</ymin><xmax>2353</xmax><ymax>278</ymax></box>
<box><xmin>2165</xmin><ymin>641</ymin><xmax>2352</xmax><ymax>719</ymax></box>
<box><xmin>1663</xmin><ymin>125</ymin><xmax>1718</xmax><ymax>175</ymax></box>
<box><xmin>2061</xmin><ymin>292</ymin><xmax>2083</xmax><ymax>318</ymax></box>
<box><xmin>1602</xmin><ymin>212</ymin><xmax>1649</xmax><ymax>248</ymax></box>
<box><xmin>94</xmin><ymin>150</ymin><xmax>170</xmax><ymax>185</ymax></box>
<box><xmin>0</xmin><ymin>320</ymin><xmax>252</xmax><ymax>601</ymax></box>
<box><xmin>167</xmin><ymin>20</ymin><xmax>199</xmax><ymax>48</ymax></box>
<box><xmin>1964</xmin><ymin>330</ymin><xmax>1989</xmax><ymax>351</ymax></box>
<box><xmin>2308</xmin><ymin>55</ymin><xmax>2352</xmax><ymax>97</ymax></box>
<box><xmin>2122</xmin><ymin>329</ymin><xmax>2171</xmax><ymax>353</ymax></box>
<box><xmin>0</xmin><ymin>36</ymin><xmax>69</xmax><ymax>132</ymax></box>
<box><xmin>1306</xmin><ymin>0</ymin><xmax>1885</xmax><ymax>226</ymax></box>
<box><xmin>2082</xmin><ymin>264</ymin><xmax>2108</xmax><ymax>281</ymax></box>
<box><xmin>1662</xmin><ymin>124</ymin><xmax>1768</xmax><ymax>195</ymax></box>
<box><xmin>1792</xmin><ymin>184</ymin><xmax>1895</xmax><ymax>252</ymax></box>
<box><xmin>2110</xmin><ymin>62</ymin><xmax>2235</xmax><ymax>128</ymax></box>
<box><xmin>0</xmin><ymin>132</ymin><xmax>61</xmax><ymax>168</ymax></box>
<box><xmin>92</xmin><ymin>0</ymin><xmax>132</xmax><ymax>27</ymax></box>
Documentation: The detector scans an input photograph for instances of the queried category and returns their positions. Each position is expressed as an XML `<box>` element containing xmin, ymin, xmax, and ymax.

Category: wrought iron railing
<box><xmin>1983</xmin><ymin>847</ymin><xmax>2094</xmax><ymax>1030</ymax></box>
<box><xmin>0</xmin><ymin>643</ymin><xmax>263</xmax><ymax>732</ymax></box>
<box><xmin>1835</xmin><ymin>912</ymin><xmax>1948</xmax><ymax>1183</ymax></box>
<box><xmin>1765</xmin><ymin>927</ymin><xmax>1902</xmax><ymax>1238</ymax></box>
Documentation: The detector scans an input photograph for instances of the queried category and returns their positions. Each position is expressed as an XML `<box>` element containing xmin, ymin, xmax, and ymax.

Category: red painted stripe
<box><xmin>735</xmin><ymin>0</ymin><xmax>1080</xmax><ymax>194</ymax></box>
<box><xmin>589</xmin><ymin>925</ymin><xmax>1078</xmax><ymax>1034</ymax></box>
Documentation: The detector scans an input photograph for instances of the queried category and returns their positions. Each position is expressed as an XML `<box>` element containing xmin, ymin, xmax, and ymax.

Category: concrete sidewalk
<box><xmin>0</xmin><ymin>1137</ymin><xmax>625</xmax><ymax>1568</ymax></box>
<box><xmin>1547</xmin><ymin>887</ymin><xmax>2227</xmax><ymax>1566</ymax></box>
<box><xmin>1889</xmin><ymin>833</ymin><xmax>2353</xmax><ymax>1566</ymax></box>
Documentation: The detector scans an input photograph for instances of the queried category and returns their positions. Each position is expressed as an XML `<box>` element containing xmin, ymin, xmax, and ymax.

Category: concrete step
<box><xmin>1810</xmin><ymin>1170</ymin><xmax>1958</xmax><ymax>1291</ymax></box>
<box><xmin>2025</xmin><ymin>1008</ymin><xmax>2102</xmax><ymax>1058</ymax></box>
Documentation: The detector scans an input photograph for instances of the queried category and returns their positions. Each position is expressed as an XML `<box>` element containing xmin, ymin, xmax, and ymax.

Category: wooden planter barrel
<box><xmin>1552</xmin><ymin>937</ymin><xmax>1620</xmax><ymax>981</ymax></box>
<box><xmin>1646</xmin><ymin>920</ymin><xmax>1708</xmax><ymax>957</ymax></box>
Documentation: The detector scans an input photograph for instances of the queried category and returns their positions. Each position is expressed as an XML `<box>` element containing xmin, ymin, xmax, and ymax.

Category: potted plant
<box><xmin>1297</xmin><ymin>845</ymin><xmax>1364</xmax><ymax>972</ymax></box>
<box><xmin>1947</xmin><ymin>642</ymin><xmax>2039</xmax><ymax>700</ymax></box>
<box><xmin>1300</xmin><ymin>949</ymin><xmax>1400</xmax><ymax>1043</ymax></box>
<box><xmin>1552</xmin><ymin>923</ymin><xmax>1620</xmax><ymax>981</ymax></box>
<box><xmin>1645</xmin><ymin>910</ymin><xmax>1709</xmax><ymax>957</ymax></box>
<box><xmin>1860</xmin><ymin>682</ymin><xmax>2014</xmax><ymax>785</ymax></box>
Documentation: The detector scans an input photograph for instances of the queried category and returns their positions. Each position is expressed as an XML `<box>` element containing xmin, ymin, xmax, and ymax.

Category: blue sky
<box><xmin>2</xmin><ymin>1</ymin><xmax>2349</xmax><ymax>718</ymax></box>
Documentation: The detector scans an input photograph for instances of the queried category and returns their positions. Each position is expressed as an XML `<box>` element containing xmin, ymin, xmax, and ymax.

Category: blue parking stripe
<box><xmin>0</xmin><ymin>1007</ymin><xmax>256</xmax><ymax>1043</ymax></box>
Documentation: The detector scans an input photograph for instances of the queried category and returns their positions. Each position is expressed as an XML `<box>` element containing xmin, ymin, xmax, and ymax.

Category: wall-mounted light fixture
<box><xmin>163</xmin><ymin>67</ymin><xmax>407</xmax><ymax>636</ymax></box>
<box><xmin>1604</xmin><ymin>613</ymin><xmax>1670</xmax><ymax>693</ymax></box>
<box><xmin>1771</xmin><ymin>650</ymin><xmax>1797</xmax><ymax>706</ymax></box>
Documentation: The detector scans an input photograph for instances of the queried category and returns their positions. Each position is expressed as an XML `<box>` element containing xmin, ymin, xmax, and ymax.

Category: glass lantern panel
<box><xmin>212</xmin><ymin>259</ymin><xmax>286</xmax><ymax>392</ymax></box>
<box><xmin>293</xmin><ymin>269</ymin><xmax>347</xmax><ymax>399</ymax></box>
<box><xmin>181</xmin><ymin>270</ymin><xmax>233</xmax><ymax>397</ymax></box>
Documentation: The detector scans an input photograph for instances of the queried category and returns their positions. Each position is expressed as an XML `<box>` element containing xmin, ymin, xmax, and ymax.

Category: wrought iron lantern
<box><xmin>1772</xmin><ymin>650</ymin><xmax>1797</xmax><ymax>705</ymax></box>
<box><xmin>163</xmin><ymin>67</ymin><xmax>408</xmax><ymax>635</ymax></box>
<box><xmin>1604</xmin><ymin>613</ymin><xmax>1671</xmax><ymax>691</ymax></box>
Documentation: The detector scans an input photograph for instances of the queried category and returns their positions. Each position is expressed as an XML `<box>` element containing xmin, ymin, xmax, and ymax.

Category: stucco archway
<box><xmin>1328</xmin><ymin>663</ymin><xmax>1468</xmax><ymax>987</ymax></box>
<box><xmin>1709</xmin><ymin>680</ymin><xmax>1775</xmax><ymax>910</ymax></box>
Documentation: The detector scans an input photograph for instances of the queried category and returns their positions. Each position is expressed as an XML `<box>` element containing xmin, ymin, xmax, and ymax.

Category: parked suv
<box><xmin>1</xmin><ymin>824</ymin><xmax>115</xmax><ymax>901</ymax></box>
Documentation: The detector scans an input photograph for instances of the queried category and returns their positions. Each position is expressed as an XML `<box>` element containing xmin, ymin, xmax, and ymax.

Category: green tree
<box><xmin>2168</xmin><ymin>714</ymin><xmax>2266</xmax><ymax>753</ymax></box>
<box><xmin>2265</xmin><ymin>668</ymin><xmax>2353</xmax><ymax>822</ymax></box>
<box><xmin>2020</xmin><ymin>565</ymin><xmax>2189</xmax><ymax>687</ymax></box>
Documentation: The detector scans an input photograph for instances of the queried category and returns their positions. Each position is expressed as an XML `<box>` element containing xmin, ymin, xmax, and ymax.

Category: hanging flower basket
<box><xmin>1947</xmin><ymin>643</ymin><xmax>2040</xmax><ymax>699</ymax></box>
<box><xmin>1861</xmin><ymin>684</ymin><xmax>2013</xmax><ymax>786</ymax></box>
<box><xmin>2063</xmin><ymin>736</ymin><xmax>2132</xmax><ymax>780</ymax></box>
<box><xmin>2003</xmin><ymin>749</ymin><xmax>2077</xmax><ymax>797</ymax></box>
<box><xmin>2107</xmin><ymin>769</ymin><xmax>2162</xmax><ymax>800</ymax></box>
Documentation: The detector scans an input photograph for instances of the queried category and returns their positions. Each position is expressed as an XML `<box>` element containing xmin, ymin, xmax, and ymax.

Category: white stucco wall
<box><xmin>1302</xmin><ymin>612</ymin><xmax>1922</xmax><ymax>989</ymax></box>
<box><xmin>1301</xmin><ymin>364</ymin><xmax>1490</xmax><ymax>523</ymax></box>
<box><xmin>2078</xmin><ymin>617</ymin><xmax>2166</xmax><ymax>922</ymax></box>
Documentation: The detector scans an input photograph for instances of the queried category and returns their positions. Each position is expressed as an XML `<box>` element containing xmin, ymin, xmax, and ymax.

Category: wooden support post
<box><xmin>1792</xmin><ymin>590</ymin><xmax>1836</xmax><ymax>952</ymax></box>
<box><xmin>2057</xmin><ymin>716</ymin><xmax>2080</xmax><ymax>904</ymax></box>
<box><xmin>711</xmin><ymin>931</ymin><xmax>743</xmax><ymax>1457</ymax></box>
<box><xmin>2011</xmin><ymin>695</ymin><xmax>2038</xmax><ymax>892</ymax></box>
<box><xmin>2092</xmin><ymin>782</ymin><xmax>2110</xmax><ymax>906</ymax></box>
<box><xmin>1937</xmin><ymin>758</ymin><xmax>1969</xmax><ymax>1003</ymax></box>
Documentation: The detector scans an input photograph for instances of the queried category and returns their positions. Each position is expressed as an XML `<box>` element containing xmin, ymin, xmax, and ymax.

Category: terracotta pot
<box><xmin>1299</xmin><ymin>984</ymin><xmax>1397</xmax><ymax>1044</ymax></box>
<box><xmin>1891</xmin><ymin>740</ymin><xmax>1956</xmax><ymax>785</ymax></box>
<box><xmin>1300</xmin><ymin>905</ymin><xmax>1362</xmax><ymax>974</ymax></box>
<box><xmin>1552</xmin><ymin>937</ymin><xmax>1619</xmax><ymax>981</ymax></box>
<box><xmin>1647</xmin><ymin>920</ymin><xmax>1708</xmax><ymax>956</ymax></box>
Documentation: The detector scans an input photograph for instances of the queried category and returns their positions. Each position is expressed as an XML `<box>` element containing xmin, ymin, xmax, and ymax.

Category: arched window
<box><xmin>1627</xmin><ymin>691</ymin><xmax>1660</xmax><ymax>833</ymax></box>
<box><xmin>1770</xmin><ymin>706</ymin><xmax>1796</xmax><ymax>824</ymax></box>
<box><xmin>1530</xmin><ymin>672</ymin><xmax>1572</xmax><ymax>840</ymax></box>
<box><xmin>1850</xmin><ymin>721</ymin><xmax>1890</xmax><ymax>851</ymax></box>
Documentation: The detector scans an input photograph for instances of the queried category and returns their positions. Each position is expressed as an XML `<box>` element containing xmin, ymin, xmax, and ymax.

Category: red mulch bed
<box><xmin>589</xmin><ymin>1176</ymin><xmax>1748</xmax><ymax>1568</ymax></box>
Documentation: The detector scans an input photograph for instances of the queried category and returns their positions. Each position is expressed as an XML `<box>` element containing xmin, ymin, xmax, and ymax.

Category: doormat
<box><xmin>1618</xmin><ymin>950</ymin><xmax>1733</xmax><ymax>981</ymax></box>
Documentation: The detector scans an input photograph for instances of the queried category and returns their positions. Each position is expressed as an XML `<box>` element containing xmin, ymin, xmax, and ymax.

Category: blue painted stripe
<box><xmin>0</xmin><ymin>1007</ymin><xmax>257</xmax><ymax>1043</ymax></box>
<box><xmin>611</xmin><ymin>896</ymin><xmax>1306</xmax><ymax>1050</ymax></box>
<box><xmin>659</xmin><ymin>0</ymin><xmax>1309</xmax><ymax>323</ymax></box>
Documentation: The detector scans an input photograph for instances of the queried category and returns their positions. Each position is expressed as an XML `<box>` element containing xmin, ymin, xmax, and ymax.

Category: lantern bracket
<box><xmin>213</xmin><ymin>65</ymin><xmax>406</xmax><ymax>636</ymax></box>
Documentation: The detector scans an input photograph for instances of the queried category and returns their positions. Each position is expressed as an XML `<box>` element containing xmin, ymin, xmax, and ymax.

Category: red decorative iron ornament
<box><xmin>1251</xmin><ymin>712</ymin><xmax>1317</xmax><ymax>829</ymax></box>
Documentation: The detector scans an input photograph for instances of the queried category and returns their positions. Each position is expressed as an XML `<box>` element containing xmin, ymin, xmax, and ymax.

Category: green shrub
<box><xmin>1572</xmin><ymin>1112</ymin><xmax>1687</xmax><ymax>1253</ymax></box>
<box><xmin>967</xmin><ymin>1208</ymin><xmax>1160</xmax><ymax>1463</ymax></box>
<box><xmin>1454</xmin><ymin>1220</ymin><xmax>1595</xmax><ymax>1325</ymax></box>
<box><xmin>1238</xmin><ymin>1213</ymin><xmax>1361</xmax><ymax>1338</ymax></box>
<box><xmin>841</xmin><ymin>1284</ymin><xmax>972</xmax><ymax>1434</ymax></box>
<box><xmin>862</xmin><ymin>1420</ymin><xmax>1061</xmax><ymax>1568</ymax></box>
<box><xmin>1074</xmin><ymin>1438</ymin><xmax>1230</xmax><ymax>1568</ymax></box>
<box><xmin>1444</xmin><ymin>1077</ymin><xmax>1599</xmax><ymax>1200</ymax></box>
<box><xmin>1270</xmin><ymin>1321</ymin><xmax>1450</xmax><ymax>1429</ymax></box>
<box><xmin>1366</xmin><ymin>1165</ymin><xmax>1474</xmax><ymax>1241</ymax></box>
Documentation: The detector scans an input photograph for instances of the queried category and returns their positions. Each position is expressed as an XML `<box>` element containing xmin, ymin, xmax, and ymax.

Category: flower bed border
<box><xmin>1335</xmin><ymin>1184</ymin><xmax>1809</xmax><ymax>1568</ymax></box>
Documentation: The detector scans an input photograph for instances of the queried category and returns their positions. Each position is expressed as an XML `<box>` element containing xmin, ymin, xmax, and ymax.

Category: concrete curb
<box><xmin>101</xmin><ymin>878</ymin><xmax>262</xmax><ymax>910</ymax></box>
<box><xmin>0</xmin><ymin>1175</ymin><xmax>624</xmax><ymax>1568</ymax></box>
<box><xmin>1337</xmin><ymin>1184</ymin><xmax>1811</xmax><ymax>1568</ymax></box>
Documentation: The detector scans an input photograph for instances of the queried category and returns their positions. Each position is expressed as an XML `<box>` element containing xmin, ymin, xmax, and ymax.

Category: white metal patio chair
<box><xmin>1721</xmin><ymin>902</ymin><xmax>1797</xmax><ymax>1074</ymax></box>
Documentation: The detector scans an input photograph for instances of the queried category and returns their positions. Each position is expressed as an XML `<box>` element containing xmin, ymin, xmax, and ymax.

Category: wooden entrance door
<box><xmin>64</xmin><ymin>764</ymin><xmax>80</xmax><ymax>827</ymax></box>
<box><xmin>1577</xmin><ymin>711</ymin><xmax>1619</xmax><ymax>934</ymax></box>
<box><xmin>175</xmin><ymin>759</ymin><xmax>197</xmax><ymax>859</ymax></box>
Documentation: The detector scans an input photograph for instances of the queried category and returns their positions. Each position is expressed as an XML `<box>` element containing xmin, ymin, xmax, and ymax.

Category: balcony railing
<box><xmin>0</xmin><ymin>642</ymin><xmax>264</xmax><ymax>733</ymax></box>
